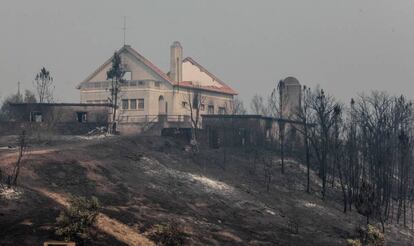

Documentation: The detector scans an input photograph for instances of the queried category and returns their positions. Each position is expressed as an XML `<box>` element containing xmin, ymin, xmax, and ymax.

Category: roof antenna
<box><xmin>122</xmin><ymin>16</ymin><xmax>127</xmax><ymax>46</ymax></box>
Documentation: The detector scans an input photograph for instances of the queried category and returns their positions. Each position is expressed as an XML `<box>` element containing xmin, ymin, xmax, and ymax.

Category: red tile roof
<box><xmin>78</xmin><ymin>45</ymin><xmax>237</xmax><ymax>95</ymax></box>
<box><xmin>178</xmin><ymin>81</ymin><xmax>237</xmax><ymax>95</ymax></box>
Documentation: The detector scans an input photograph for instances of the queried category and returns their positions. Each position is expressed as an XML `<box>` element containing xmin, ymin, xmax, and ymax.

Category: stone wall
<box><xmin>0</xmin><ymin>121</ymin><xmax>106</xmax><ymax>135</ymax></box>
<box><xmin>202</xmin><ymin>115</ymin><xmax>303</xmax><ymax>150</ymax></box>
<box><xmin>8</xmin><ymin>103</ymin><xmax>110</xmax><ymax>123</ymax></box>
<box><xmin>1</xmin><ymin>103</ymin><xmax>111</xmax><ymax>136</ymax></box>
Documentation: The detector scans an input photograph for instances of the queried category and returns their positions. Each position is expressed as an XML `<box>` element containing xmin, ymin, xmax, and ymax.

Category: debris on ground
<box><xmin>0</xmin><ymin>186</ymin><xmax>23</xmax><ymax>200</ymax></box>
<box><xmin>87</xmin><ymin>127</ymin><xmax>108</xmax><ymax>136</ymax></box>
<box><xmin>76</xmin><ymin>127</ymin><xmax>113</xmax><ymax>140</ymax></box>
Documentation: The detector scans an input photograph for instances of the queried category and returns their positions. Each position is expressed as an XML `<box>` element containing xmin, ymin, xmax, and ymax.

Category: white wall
<box><xmin>182</xmin><ymin>61</ymin><xmax>223</xmax><ymax>88</ymax></box>
<box><xmin>172</xmin><ymin>89</ymin><xmax>233</xmax><ymax>116</ymax></box>
<box><xmin>87</xmin><ymin>51</ymin><xmax>167</xmax><ymax>83</ymax></box>
<box><xmin>80</xmin><ymin>47</ymin><xmax>234</xmax><ymax>122</ymax></box>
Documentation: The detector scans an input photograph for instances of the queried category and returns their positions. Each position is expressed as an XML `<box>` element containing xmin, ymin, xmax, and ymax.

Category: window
<box><xmin>182</xmin><ymin>101</ymin><xmax>188</xmax><ymax>108</ymax></box>
<box><xmin>138</xmin><ymin>99</ymin><xmax>145</xmax><ymax>110</ymax></box>
<box><xmin>200</xmin><ymin>104</ymin><xmax>205</xmax><ymax>111</ymax></box>
<box><xmin>129</xmin><ymin>81</ymin><xmax>137</xmax><ymax>86</ymax></box>
<box><xmin>208</xmin><ymin>105</ymin><xmax>214</xmax><ymax>114</ymax></box>
<box><xmin>122</xmin><ymin>99</ymin><xmax>129</xmax><ymax>110</ymax></box>
<box><xmin>218</xmin><ymin>107</ymin><xmax>226</xmax><ymax>115</ymax></box>
<box><xmin>154</xmin><ymin>81</ymin><xmax>160</xmax><ymax>87</ymax></box>
<box><xmin>77</xmin><ymin>112</ymin><xmax>87</xmax><ymax>123</ymax></box>
<box><xmin>138</xmin><ymin>81</ymin><xmax>145</xmax><ymax>86</ymax></box>
<box><xmin>123</xmin><ymin>71</ymin><xmax>132</xmax><ymax>81</ymax></box>
<box><xmin>30</xmin><ymin>112</ymin><xmax>42</xmax><ymax>122</ymax></box>
<box><xmin>130</xmin><ymin>99</ymin><xmax>137</xmax><ymax>110</ymax></box>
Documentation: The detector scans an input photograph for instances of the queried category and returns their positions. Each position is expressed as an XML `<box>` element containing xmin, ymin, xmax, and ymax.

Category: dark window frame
<box><xmin>30</xmin><ymin>111</ymin><xmax>43</xmax><ymax>122</ymax></box>
<box><xmin>76</xmin><ymin>112</ymin><xmax>88</xmax><ymax>123</ymax></box>
<box><xmin>207</xmin><ymin>105</ymin><xmax>214</xmax><ymax>114</ymax></box>
<box><xmin>122</xmin><ymin>99</ymin><xmax>129</xmax><ymax>110</ymax></box>
<box><xmin>138</xmin><ymin>98</ymin><xmax>145</xmax><ymax>110</ymax></box>
<box><xmin>130</xmin><ymin>99</ymin><xmax>137</xmax><ymax>110</ymax></box>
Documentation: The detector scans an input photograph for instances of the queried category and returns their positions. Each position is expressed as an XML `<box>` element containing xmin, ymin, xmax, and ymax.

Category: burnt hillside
<box><xmin>0</xmin><ymin>135</ymin><xmax>412</xmax><ymax>245</ymax></box>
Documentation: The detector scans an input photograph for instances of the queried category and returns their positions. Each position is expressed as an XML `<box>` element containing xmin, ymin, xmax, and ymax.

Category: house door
<box><xmin>158</xmin><ymin>96</ymin><xmax>166</xmax><ymax>115</ymax></box>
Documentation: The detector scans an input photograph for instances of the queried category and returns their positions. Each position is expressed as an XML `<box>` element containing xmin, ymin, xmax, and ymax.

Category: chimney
<box><xmin>169</xmin><ymin>41</ymin><xmax>183</xmax><ymax>82</ymax></box>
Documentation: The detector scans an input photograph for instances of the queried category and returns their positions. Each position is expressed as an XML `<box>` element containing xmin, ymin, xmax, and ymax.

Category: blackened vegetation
<box><xmin>248</xmin><ymin>85</ymin><xmax>414</xmax><ymax>234</ymax></box>
<box><xmin>35</xmin><ymin>159</ymin><xmax>96</xmax><ymax>194</ymax></box>
<box><xmin>262</xmin><ymin>155</ymin><xmax>273</xmax><ymax>193</ymax></box>
<box><xmin>292</xmin><ymin>89</ymin><xmax>414</xmax><ymax>231</ymax></box>
<box><xmin>10</xmin><ymin>131</ymin><xmax>27</xmax><ymax>186</ymax></box>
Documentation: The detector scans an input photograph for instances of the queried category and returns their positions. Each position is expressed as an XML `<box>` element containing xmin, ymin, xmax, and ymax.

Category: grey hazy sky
<box><xmin>1</xmin><ymin>0</ymin><xmax>414</xmax><ymax>105</ymax></box>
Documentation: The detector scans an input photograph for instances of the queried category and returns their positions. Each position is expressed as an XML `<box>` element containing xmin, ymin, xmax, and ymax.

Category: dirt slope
<box><xmin>0</xmin><ymin>135</ymin><xmax>413</xmax><ymax>245</ymax></box>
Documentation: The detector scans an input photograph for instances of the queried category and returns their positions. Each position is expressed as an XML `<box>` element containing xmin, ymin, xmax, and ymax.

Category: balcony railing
<box><xmin>118</xmin><ymin>114</ymin><xmax>190</xmax><ymax>123</ymax></box>
<box><xmin>81</xmin><ymin>80</ymin><xmax>161</xmax><ymax>90</ymax></box>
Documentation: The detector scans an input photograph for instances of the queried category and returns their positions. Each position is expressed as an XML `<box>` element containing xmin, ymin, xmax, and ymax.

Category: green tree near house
<box><xmin>107</xmin><ymin>52</ymin><xmax>126</xmax><ymax>133</ymax></box>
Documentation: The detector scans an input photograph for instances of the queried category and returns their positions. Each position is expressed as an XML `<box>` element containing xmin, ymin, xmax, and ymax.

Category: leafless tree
<box><xmin>262</xmin><ymin>154</ymin><xmax>273</xmax><ymax>192</ymax></box>
<box><xmin>343</xmin><ymin>98</ymin><xmax>359</xmax><ymax>212</ymax></box>
<box><xmin>268</xmin><ymin>80</ymin><xmax>290</xmax><ymax>174</ymax></box>
<box><xmin>308</xmin><ymin>88</ymin><xmax>337</xmax><ymax>198</ymax></box>
<box><xmin>331</xmin><ymin>92</ymin><xmax>414</xmax><ymax>230</ymax></box>
<box><xmin>34</xmin><ymin>67</ymin><xmax>54</xmax><ymax>103</ymax></box>
<box><xmin>9</xmin><ymin>131</ymin><xmax>28</xmax><ymax>186</ymax></box>
<box><xmin>271</xmin><ymin>85</ymin><xmax>414</xmax><ymax>229</ymax></box>
<box><xmin>355</xmin><ymin>92</ymin><xmax>395</xmax><ymax>225</ymax></box>
<box><xmin>292</xmin><ymin>85</ymin><xmax>312</xmax><ymax>192</ymax></box>
<box><xmin>183</xmin><ymin>85</ymin><xmax>206</xmax><ymax>150</ymax></box>
<box><xmin>393</xmin><ymin>96</ymin><xmax>413</xmax><ymax>227</ymax></box>
<box><xmin>250</xmin><ymin>94</ymin><xmax>267</xmax><ymax>115</ymax></box>
<box><xmin>249</xmin><ymin>147</ymin><xmax>259</xmax><ymax>175</ymax></box>
<box><xmin>331</xmin><ymin>104</ymin><xmax>350</xmax><ymax>213</ymax></box>
<box><xmin>226</xmin><ymin>96</ymin><xmax>246</xmax><ymax>115</ymax></box>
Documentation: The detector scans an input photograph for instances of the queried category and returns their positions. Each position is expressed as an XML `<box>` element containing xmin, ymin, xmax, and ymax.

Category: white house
<box><xmin>77</xmin><ymin>42</ymin><xmax>237</xmax><ymax>130</ymax></box>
